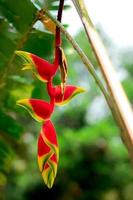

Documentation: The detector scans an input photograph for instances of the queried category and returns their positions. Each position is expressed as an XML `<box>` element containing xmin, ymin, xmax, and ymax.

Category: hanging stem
<box><xmin>72</xmin><ymin>0</ymin><xmax>133</xmax><ymax>161</ymax></box>
<box><xmin>54</xmin><ymin>0</ymin><xmax>64</xmax><ymax>68</ymax></box>
<box><xmin>56</xmin><ymin>0</ymin><xmax>64</xmax><ymax>47</ymax></box>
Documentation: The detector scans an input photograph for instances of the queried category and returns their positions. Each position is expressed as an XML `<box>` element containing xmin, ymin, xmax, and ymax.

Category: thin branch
<box><xmin>72</xmin><ymin>0</ymin><xmax>133</xmax><ymax>161</ymax></box>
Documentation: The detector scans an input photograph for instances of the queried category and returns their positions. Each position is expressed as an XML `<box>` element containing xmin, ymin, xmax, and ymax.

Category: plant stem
<box><xmin>56</xmin><ymin>0</ymin><xmax>64</xmax><ymax>46</ymax></box>
<box><xmin>72</xmin><ymin>0</ymin><xmax>133</xmax><ymax>161</ymax></box>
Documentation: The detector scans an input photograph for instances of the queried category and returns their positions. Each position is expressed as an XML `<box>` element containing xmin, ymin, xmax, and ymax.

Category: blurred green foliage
<box><xmin>0</xmin><ymin>1</ymin><xmax>133</xmax><ymax>200</ymax></box>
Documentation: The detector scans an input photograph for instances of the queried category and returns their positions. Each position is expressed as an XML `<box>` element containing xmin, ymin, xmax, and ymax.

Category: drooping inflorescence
<box><xmin>16</xmin><ymin>0</ymin><xmax>85</xmax><ymax>188</ymax></box>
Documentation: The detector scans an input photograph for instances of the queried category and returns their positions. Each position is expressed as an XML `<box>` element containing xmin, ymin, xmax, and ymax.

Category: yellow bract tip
<box><xmin>15</xmin><ymin>50</ymin><xmax>33</xmax><ymax>64</ymax></box>
<box><xmin>16</xmin><ymin>99</ymin><xmax>29</xmax><ymax>107</ymax></box>
<box><xmin>22</xmin><ymin>64</ymin><xmax>32</xmax><ymax>71</ymax></box>
<box><xmin>15</xmin><ymin>50</ymin><xmax>30</xmax><ymax>56</ymax></box>
<box><xmin>77</xmin><ymin>87</ymin><xmax>86</xmax><ymax>93</ymax></box>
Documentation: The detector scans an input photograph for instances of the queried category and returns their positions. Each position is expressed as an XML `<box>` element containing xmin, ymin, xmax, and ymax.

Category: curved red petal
<box><xmin>41</xmin><ymin>120</ymin><xmax>58</xmax><ymax>146</ymax></box>
<box><xmin>38</xmin><ymin>133</ymin><xmax>50</xmax><ymax>157</ymax></box>
<box><xmin>54</xmin><ymin>85</ymin><xmax>85</xmax><ymax>105</ymax></box>
<box><xmin>15</xmin><ymin>50</ymin><xmax>59</xmax><ymax>82</ymax></box>
<box><xmin>31</xmin><ymin>54</ymin><xmax>58</xmax><ymax>82</ymax></box>
<box><xmin>29</xmin><ymin>99</ymin><xmax>54</xmax><ymax>121</ymax></box>
<box><xmin>50</xmin><ymin>153</ymin><xmax>57</xmax><ymax>163</ymax></box>
<box><xmin>17</xmin><ymin>99</ymin><xmax>54</xmax><ymax>122</ymax></box>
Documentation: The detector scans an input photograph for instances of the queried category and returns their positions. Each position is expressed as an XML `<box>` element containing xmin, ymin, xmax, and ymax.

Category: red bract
<box><xmin>17</xmin><ymin>99</ymin><xmax>54</xmax><ymax>122</ymax></box>
<box><xmin>54</xmin><ymin>85</ymin><xmax>86</xmax><ymax>105</ymax></box>
<box><xmin>15</xmin><ymin>47</ymin><xmax>60</xmax><ymax>82</ymax></box>
<box><xmin>38</xmin><ymin>120</ymin><xmax>59</xmax><ymax>188</ymax></box>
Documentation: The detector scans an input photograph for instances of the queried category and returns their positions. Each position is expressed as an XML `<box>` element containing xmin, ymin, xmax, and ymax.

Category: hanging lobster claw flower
<box><xmin>38</xmin><ymin>120</ymin><xmax>59</xmax><ymax>188</ymax></box>
<box><xmin>16</xmin><ymin>99</ymin><xmax>54</xmax><ymax>122</ymax></box>
<box><xmin>15</xmin><ymin>51</ymin><xmax>59</xmax><ymax>82</ymax></box>
<box><xmin>54</xmin><ymin>85</ymin><xmax>86</xmax><ymax>105</ymax></box>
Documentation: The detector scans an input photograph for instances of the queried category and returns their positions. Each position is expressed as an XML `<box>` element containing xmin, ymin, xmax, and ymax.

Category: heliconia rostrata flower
<box><xmin>16</xmin><ymin>0</ymin><xmax>85</xmax><ymax>188</ymax></box>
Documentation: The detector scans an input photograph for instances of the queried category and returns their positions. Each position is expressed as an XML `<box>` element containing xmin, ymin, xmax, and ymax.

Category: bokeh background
<box><xmin>0</xmin><ymin>0</ymin><xmax>133</xmax><ymax>200</ymax></box>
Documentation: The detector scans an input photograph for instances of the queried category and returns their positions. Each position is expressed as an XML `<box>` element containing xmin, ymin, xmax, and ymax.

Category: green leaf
<box><xmin>0</xmin><ymin>172</ymin><xmax>7</xmax><ymax>186</ymax></box>
<box><xmin>50</xmin><ymin>4</ymin><xmax>70</xmax><ymax>11</ymax></box>
<box><xmin>0</xmin><ymin>139</ymin><xmax>14</xmax><ymax>173</ymax></box>
<box><xmin>122</xmin><ymin>78</ymin><xmax>133</xmax><ymax>103</ymax></box>
<box><xmin>0</xmin><ymin>110</ymin><xmax>23</xmax><ymax>140</ymax></box>
<box><xmin>23</xmin><ymin>29</ymin><xmax>54</xmax><ymax>59</ymax></box>
<box><xmin>31</xmin><ymin>80</ymin><xmax>49</xmax><ymax>101</ymax></box>
<box><xmin>0</xmin><ymin>0</ymin><xmax>37</xmax><ymax>33</ymax></box>
<box><xmin>0</xmin><ymin>19</ymin><xmax>20</xmax><ymax>71</ymax></box>
<box><xmin>0</xmin><ymin>34</ymin><xmax>16</xmax><ymax>57</ymax></box>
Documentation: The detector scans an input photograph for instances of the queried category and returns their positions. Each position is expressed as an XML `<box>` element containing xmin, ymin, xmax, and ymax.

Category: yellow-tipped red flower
<box><xmin>15</xmin><ymin>0</ymin><xmax>86</xmax><ymax>189</ymax></box>
<box><xmin>38</xmin><ymin>120</ymin><xmax>59</xmax><ymax>188</ymax></box>
<box><xmin>54</xmin><ymin>85</ymin><xmax>86</xmax><ymax>105</ymax></box>
<box><xmin>15</xmin><ymin>50</ymin><xmax>59</xmax><ymax>83</ymax></box>
<box><xmin>17</xmin><ymin>99</ymin><xmax>54</xmax><ymax>122</ymax></box>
